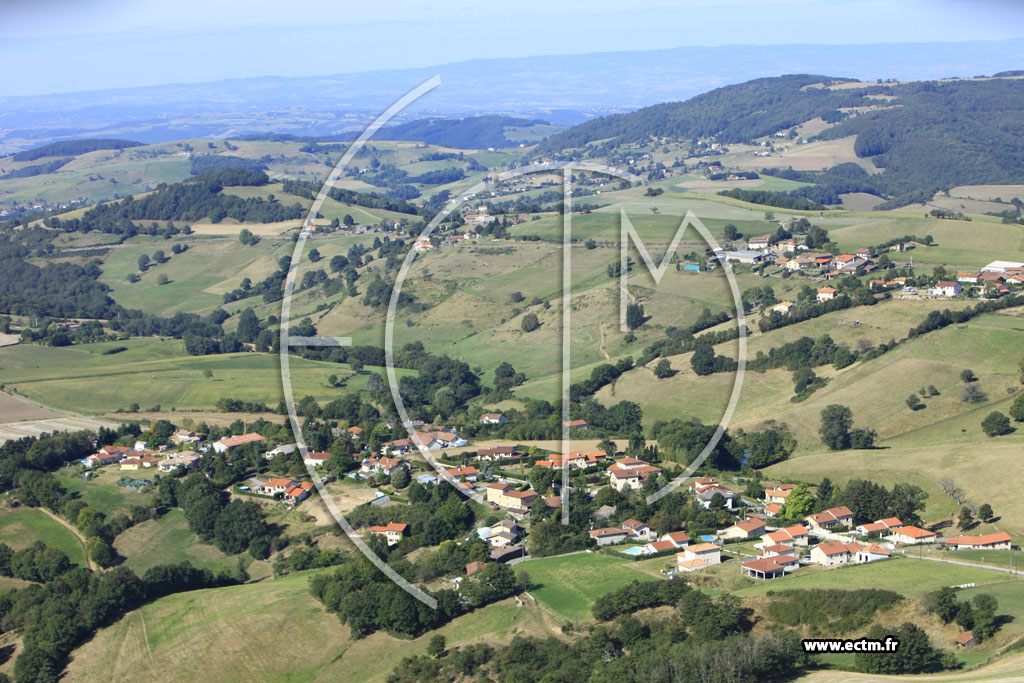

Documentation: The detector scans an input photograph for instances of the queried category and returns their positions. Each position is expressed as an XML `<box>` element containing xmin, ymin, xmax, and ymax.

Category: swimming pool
<box><xmin>621</xmin><ymin>546</ymin><xmax>648</xmax><ymax>556</ymax></box>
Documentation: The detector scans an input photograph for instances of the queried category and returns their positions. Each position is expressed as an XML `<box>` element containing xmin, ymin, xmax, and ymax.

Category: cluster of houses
<box><xmin>84</xmin><ymin>443</ymin><xmax>200</xmax><ymax>474</ymax></box>
<box><xmin>384</xmin><ymin>428</ymin><xmax>468</xmax><ymax>454</ymax></box>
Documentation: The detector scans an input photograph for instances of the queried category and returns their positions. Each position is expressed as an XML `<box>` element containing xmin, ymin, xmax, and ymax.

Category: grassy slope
<box><xmin>113</xmin><ymin>509</ymin><xmax>233</xmax><ymax>574</ymax></box>
<box><xmin>0</xmin><ymin>506</ymin><xmax>87</xmax><ymax>566</ymax></box>
<box><xmin>66</xmin><ymin>569</ymin><xmax>560</xmax><ymax>683</ymax></box>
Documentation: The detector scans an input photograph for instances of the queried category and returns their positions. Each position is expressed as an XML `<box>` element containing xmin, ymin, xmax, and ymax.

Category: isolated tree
<box><xmin>819</xmin><ymin>404</ymin><xmax>853</xmax><ymax>450</ymax></box>
<box><xmin>978</xmin><ymin>503</ymin><xmax>994</xmax><ymax>522</ymax></box>
<box><xmin>426</xmin><ymin>634</ymin><xmax>446</xmax><ymax>658</ymax></box>
<box><xmin>958</xmin><ymin>506</ymin><xmax>974</xmax><ymax>531</ymax></box>
<box><xmin>625</xmin><ymin>303</ymin><xmax>645</xmax><ymax>330</ymax></box>
<box><xmin>137</xmin><ymin>254</ymin><xmax>150</xmax><ymax>271</ymax></box>
<box><xmin>981</xmin><ymin>411</ymin><xmax>1012</xmax><ymax>437</ymax></box>
<box><xmin>653</xmin><ymin>359</ymin><xmax>673</xmax><ymax>379</ymax></box>
<box><xmin>723</xmin><ymin>224</ymin><xmax>739</xmax><ymax>241</ymax></box>
<box><xmin>960</xmin><ymin>368</ymin><xmax>977</xmax><ymax>383</ymax></box>
<box><xmin>906</xmin><ymin>394</ymin><xmax>923</xmax><ymax>411</ymax></box>
<box><xmin>236</xmin><ymin>308</ymin><xmax>261</xmax><ymax>343</ymax></box>
<box><xmin>1010</xmin><ymin>392</ymin><xmax>1024</xmax><ymax>422</ymax></box>
<box><xmin>508</xmin><ymin>291</ymin><xmax>524</xmax><ymax>303</ymax></box>
<box><xmin>308</xmin><ymin>247</ymin><xmax>321</xmax><ymax>262</ymax></box>
<box><xmin>961</xmin><ymin>384</ymin><xmax>986</xmax><ymax>403</ymax></box>
<box><xmin>157</xmin><ymin>274</ymin><xmax>170</xmax><ymax>285</ymax></box>
<box><xmin>927</xmin><ymin>385</ymin><xmax>940</xmax><ymax>397</ymax></box>
<box><xmin>390</xmin><ymin>466</ymin><xmax>410</xmax><ymax>489</ymax></box>
<box><xmin>521</xmin><ymin>313</ymin><xmax>540</xmax><ymax>333</ymax></box>
<box><xmin>343</xmin><ymin>214</ymin><xmax>354</xmax><ymax>227</ymax></box>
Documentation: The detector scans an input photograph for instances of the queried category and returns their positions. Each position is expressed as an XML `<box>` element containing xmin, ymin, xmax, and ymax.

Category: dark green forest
<box><xmin>9</xmin><ymin>138</ymin><xmax>143</xmax><ymax>162</ymax></box>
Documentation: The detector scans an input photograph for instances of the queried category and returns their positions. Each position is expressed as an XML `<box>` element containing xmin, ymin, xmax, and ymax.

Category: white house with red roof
<box><xmin>804</xmin><ymin>506</ymin><xmax>854</xmax><ymax>531</ymax></box>
<box><xmin>855</xmin><ymin>518</ymin><xmax>904</xmax><ymax>536</ymax></box>
<box><xmin>445</xmin><ymin>466</ymin><xmax>478</xmax><ymax>483</ymax></box>
<box><xmin>620</xmin><ymin>518</ymin><xmax>655</xmax><ymax>541</ymax></box>
<box><xmin>588</xmin><ymin>527</ymin><xmax>629</xmax><ymax>546</ymax></box>
<box><xmin>932</xmin><ymin>281</ymin><xmax>962</xmax><ymax>297</ymax></box>
<box><xmin>692</xmin><ymin>483</ymin><xmax>737</xmax><ymax>509</ymax></box>
<box><xmin>213</xmin><ymin>432</ymin><xmax>265</xmax><ymax>454</ymax></box>
<box><xmin>608</xmin><ymin>457</ymin><xmax>662</xmax><ymax>491</ymax></box>
<box><xmin>370</xmin><ymin>522</ymin><xmax>408</xmax><ymax>546</ymax></box>
<box><xmin>893</xmin><ymin>526</ymin><xmax>938</xmax><ymax>545</ymax></box>
<box><xmin>302</xmin><ymin>451</ymin><xmax>331</xmax><ymax>468</ymax></box>
<box><xmin>945</xmin><ymin>532</ymin><xmax>1012</xmax><ymax>551</ymax></box>
<box><xmin>283</xmin><ymin>481</ymin><xmax>314</xmax><ymax>506</ymax></box>
<box><xmin>480</xmin><ymin>413</ymin><xmax>507</xmax><ymax>424</ymax></box>
<box><xmin>816</xmin><ymin>286</ymin><xmax>837</xmax><ymax>302</ymax></box>
<box><xmin>761</xmin><ymin>525</ymin><xmax>810</xmax><ymax>547</ymax></box>
<box><xmin>764</xmin><ymin>483</ymin><xmax>796</xmax><ymax>505</ymax></box>
<box><xmin>360</xmin><ymin>455</ymin><xmax>409</xmax><ymax>477</ymax></box>
<box><xmin>742</xmin><ymin>554</ymin><xmax>799</xmax><ymax>579</ymax></box>
<box><xmin>661</xmin><ymin>531</ymin><xmax>691</xmax><ymax>548</ymax></box>
<box><xmin>724</xmin><ymin>517</ymin><xmax>767</xmax><ymax>540</ymax></box>
<box><xmin>563</xmin><ymin>419</ymin><xmax>588</xmax><ymax>430</ymax></box>
<box><xmin>676</xmin><ymin>543</ymin><xmax>722</xmax><ymax>571</ymax></box>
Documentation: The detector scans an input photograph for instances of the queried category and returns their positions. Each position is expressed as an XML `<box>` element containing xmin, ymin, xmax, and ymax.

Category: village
<box><xmin>79</xmin><ymin>414</ymin><xmax>1016</xmax><ymax>595</ymax></box>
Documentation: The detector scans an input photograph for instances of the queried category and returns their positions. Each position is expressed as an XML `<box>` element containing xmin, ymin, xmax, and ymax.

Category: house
<box><xmin>688</xmin><ymin>477</ymin><xmax>719</xmax><ymax>491</ymax></box>
<box><xmin>264</xmin><ymin>443</ymin><xmax>297</xmax><ymax>459</ymax></box>
<box><xmin>759</xmin><ymin>543</ymin><xmax>796</xmax><ymax>558</ymax></box>
<box><xmin>639</xmin><ymin>540</ymin><xmax>676</xmax><ymax>555</ymax></box>
<box><xmin>810</xmin><ymin>541</ymin><xmax>853</xmax><ymax>566</ymax></box>
<box><xmin>679</xmin><ymin>543</ymin><xmax>722</xmax><ymax>566</ymax></box>
<box><xmin>588</xmin><ymin>527</ymin><xmax>629</xmax><ymax>546</ymax></box>
<box><xmin>957</xmin><ymin>273</ymin><xmax>979</xmax><ymax>284</ymax></box>
<box><xmin>466</xmin><ymin>561</ymin><xmax>487</xmax><ymax>576</ymax></box>
<box><xmin>762</xmin><ymin>525</ymin><xmax>810</xmax><ymax>547</ymax></box>
<box><xmin>480</xmin><ymin>413</ymin><xmax>507</xmax><ymax>424</ymax></box>
<box><xmin>158</xmin><ymin>452</ymin><xmax>200</xmax><ymax>473</ymax></box>
<box><xmin>764</xmin><ymin>503</ymin><xmax>783</xmax><ymax>517</ymax></box>
<box><xmin>692</xmin><ymin>484</ymin><xmax>736</xmax><ymax>510</ymax></box>
<box><xmin>816</xmin><ymin>287</ymin><xmax>837</xmax><ymax>302</ymax></box>
<box><xmin>764</xmin><ymin>483</ymin><xmax>796</xmax><ymax>505</ymax></box>
<box><xmin>856</xmin><ymin>248</ymin><xmax>873</xmax><ymax>259</ymax></box>
<box><xmin>536</xmin><ymin>451</ymin><xmax>607</xmax><ymax>470</ymax></box>
<box><xmin>477</xmin><ymin>446</ymin><xmax>518</xmax><ymax>460</ymax></box>
<box><xmin>173</xmin><ymin>431</ymin><xmax>204</xmax><ymax>446</ymax></box>
<box><xmin>86</xmin><ymin>445</ymin><xmax>131</xmax><ymax>467</ymax></box>
<box><xmin>413</xmin><ymin>238</ymin><xmax>433</xmax><ymax>253</ymax></box>
<box><xmin>893</xmin><ymin>526</ymin><xmax>938</xmax><ymax>544</ymax></box>
<box><xmin>621</xmin><ymin>519</ymin><xmax>655</xmax><ymax>540</ymax></box>
<box><xmin>932</xmin><ymin>281</ymin><xmax>962</xmax><ymax>297</ymax></box>
<box><xmin>445</xmin><ymin>466</ymin><xmax>479</xmax><ymax>483</ymax></box>
<box><xmin>346</xmin><ymin>426</ymin><xmax>363</xmax><ymax>439</ymax></box>
<box><xmin>487</xmin><ymin>530</ymin><xmax>518</xmax><ymax>547</ymax></box>
<box><xmin>360</xmin><ymin>455</ymin><xmax>408</xmax><ymax>477</ymax></box>
<box><xmin>485</xmin><ymin>483</ymin><xmax>538</xmax><ymax>512</ymax></box>
<box><xmin>283</xmin><ymin>481</ymin><xmax>314</xmax><ymax>506</ymax></box>
<box><xmin>769</xmin><ymin>301</ymin><xmax>795</xmax><ymax>316</ymax></box>
<box><xmin>661</xmin><ymin>531</ymin><xmax>691</xmax><ymax>548</ymax></box>
<box><xmin>370</xmin><ymin>522</ymin><xmax>408</xmax><ymax>546</ymax></box>
<box><xmin>608</xmin><ymin>458</ymin><xmax>663</xmax><ymax>491</ymax></box>
<box><xmin>855</xmin><ymin>518</ymin><xmax>904</xmax><ymax>536</ymax></box>
<box><xmin>563</xmin><ymin>419</ymin><xmax>588</xmax><ymax>430</ymax></box>
<box><xmin>714</xmin><ymin>249</ymin><xmax>769</xmax><ymax>265</ymax></box>
<box><xmin>490</xmin><ymin>546</ymin><xmax>525</xmax><ymax>563</ymax></box>
<box><xmin>953</xmin><ymin>631</ymin><xmax>976</xmax><ymax>648</ymax></box>
<box><xmin>724</xmin><ymin>517</ymin><xmax>767</xmax><ymax>540</ymax></box>
<box><xmin>258</xmin><ymin>478</ymin><xmax>296</xmax><ymax>496</ymax></box>
<box><xmin>432</xmin><ymin>431</ymin><xmax>469</xmax><ymax>448</ymax></box>
<box><xmin>945</xmin><ymin>532</ymin><xmax>1012</xmax><ymax>551</ymax></box>
<box><xmin>853</xmin><ymin>543</ymin><xmax>891</xmax><ymax>563</ymax></box>
<box><xmin>133</xmin><ymin>441</ymin><xmax>148</xmax><ymax>452</ymax></box>
<box><xmin>747</xmin><ymin>234</ymin><xmax>774</xmax><ymax>250</ymax></box>
<box><xmin>213</xmin><ymin>432</ymin><xmax>265</xmax><ymax>454</ymax></box>
<box><xmin>786</xmin><ymin>255</ymin><xmax>819</xmax><ymax>271</ymax></box>
<box><xmin>302</xmin><ymin>451</ymin><xmax>331</xmax><ymax>468</ymax></box>
<box><xmin>741</xmin><ymin>554</ymin><xmax>799</xmax><ymax>580</ymax></box>
<box><xmin>804</xmin><ymin>506</ymin><xmax>854</xmax><ymax>531</ymax></box>
<box><xmin>119</xmin><ymin>458</ymin><xmax>144</xmax><ymax>471</ymax></box>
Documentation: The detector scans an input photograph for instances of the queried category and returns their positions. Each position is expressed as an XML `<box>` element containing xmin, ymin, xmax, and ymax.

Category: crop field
<box><xmin>517</xmin><ymin>552</ymin><xmax>660</xmax><ymax>621</ymax></box>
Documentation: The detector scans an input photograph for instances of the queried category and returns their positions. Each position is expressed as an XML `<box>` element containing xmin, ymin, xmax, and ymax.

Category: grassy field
<box><xmin>65</xmin><ymin>568</ymin><xmax>560</xmax><ymax>683</ymax></box>
<box><xmin>0</xmin><ymin>506</ymin><xmax>86</xmax><ymax>566</ymax></box>
<box><xmin>0</xmin><ymin>338</ymin><xmax>411</xmax><ymax>414</ymax></box>
<box><xmin>57</xmin><ymin>470</ymin><xmax>152</xmax><ymax>515</ymax></box>
<box><xmin>114</xmin><ymin>510</ymin><xmax>234</xmax><ymax>574</ymax></box>
<box><xmin>517</xmin><ymin>551</ymin><xmax>661</xmax><ymax>622</ymax></box>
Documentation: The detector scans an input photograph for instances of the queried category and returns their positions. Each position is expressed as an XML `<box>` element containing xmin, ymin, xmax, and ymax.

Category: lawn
<box><xmin>57</xmin><ymin>470</ymin><xmax>152</xmax><ymax>515</ymax></box>
<box><xmin>518</xmin><ymin>551</ymin><xmax>661</xmax><ymax>621</ymax></box>
<box><xmin>0</xmin><ymin>507</ymin><xmax>86</xmax><ymax>566</ymax></box>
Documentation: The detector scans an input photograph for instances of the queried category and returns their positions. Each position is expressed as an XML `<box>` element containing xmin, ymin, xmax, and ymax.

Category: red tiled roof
<box><xmin>589</xmin><ymin>527</ymin><xmax>626</xmax><ymax>538</ymax></box>
<box><xmin>815</xmin><ymin>541</ymin><xmax>852</xmax><ymax>557</ymax></box>
<box><xmin>897</xmin><ymin>526</ymin><xmax>936</xmax><ymax>539</ymax></box>
<box><xmin>946</xmin><ymin>532</ymin><xmax>1012</xmax><ymax>547</ymax></box>
<box><xmin>218</xmin><ymin>432</ymin><xmax>265</xmax><ymax>448</ymax></box>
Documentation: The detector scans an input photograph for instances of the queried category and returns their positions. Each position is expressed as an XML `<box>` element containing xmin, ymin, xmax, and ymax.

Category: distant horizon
<box><xmin>4</xmin><ymin>36</ymin><xmax>1024</xmax><ymax>101</ymax></box>
<box><xmin>2</xmin><ymin>0</ymin><xmax>1023</xmax><ymax>96</ymax></box>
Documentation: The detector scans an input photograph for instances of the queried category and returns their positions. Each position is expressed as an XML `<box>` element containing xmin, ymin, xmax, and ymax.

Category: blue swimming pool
<box><xmin>621</xmin><ymin>546</ymin><xmax>647</xmax><ymax>556</ymax></box>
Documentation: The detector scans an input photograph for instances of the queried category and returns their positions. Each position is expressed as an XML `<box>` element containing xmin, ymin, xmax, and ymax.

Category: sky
<box><xmin>2</xmin><ymin>0</ymin><xmax>1024</xmax><ymax>96</ymax></box>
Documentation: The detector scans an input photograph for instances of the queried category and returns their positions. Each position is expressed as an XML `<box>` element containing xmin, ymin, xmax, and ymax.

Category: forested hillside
<box><xmin>9</xmin><ymin>138</ymin><xmax>143</xmax><ymax>162</ymax></box>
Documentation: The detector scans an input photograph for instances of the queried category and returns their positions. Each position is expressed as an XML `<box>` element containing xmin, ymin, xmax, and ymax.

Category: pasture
<box><xmin>0</xmin><ymin>506</ymin><xmax>87</xmax><ymax>566</ymax></box>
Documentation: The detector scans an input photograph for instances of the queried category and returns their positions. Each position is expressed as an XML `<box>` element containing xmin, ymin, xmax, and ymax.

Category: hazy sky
<box><xmin>2</xmin><ymin>0</ymin><xmax>1023</xmax><ymax>96</ymax></box>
